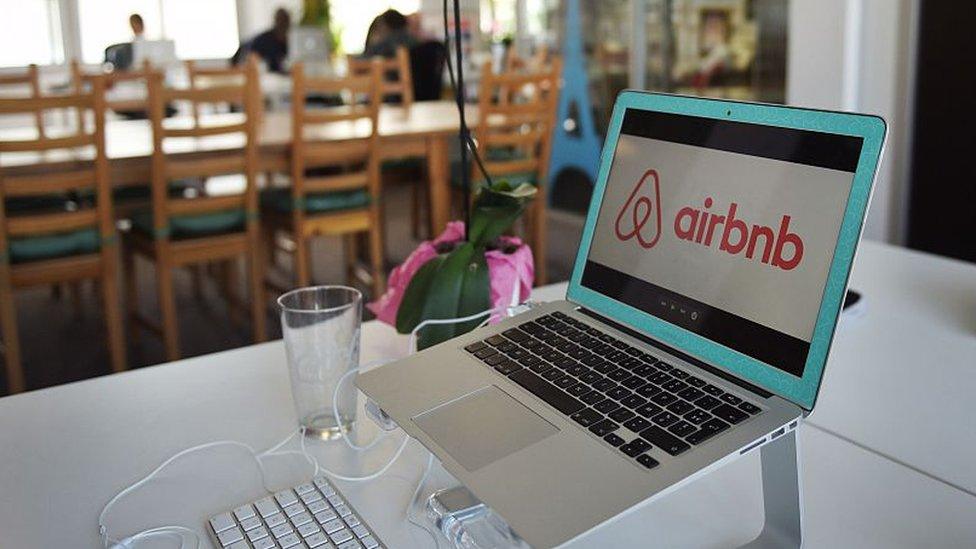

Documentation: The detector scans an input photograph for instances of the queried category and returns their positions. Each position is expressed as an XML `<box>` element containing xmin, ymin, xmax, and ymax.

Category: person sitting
<box><xmin>363</xmin><ymin>9</ymin><xmax>416</xmax><ymax>58</ymax></box>
<box><xmin>233</xmin><ymin>8</ymin><xmax>291</xmax><ymax>74</ymax></box>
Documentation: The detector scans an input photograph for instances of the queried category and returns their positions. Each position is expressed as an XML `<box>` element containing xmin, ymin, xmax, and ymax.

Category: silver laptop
<box><xmin>358</xmin><ymin>91</ymin><xmax>886</xmax><ymax>548</ymax></box>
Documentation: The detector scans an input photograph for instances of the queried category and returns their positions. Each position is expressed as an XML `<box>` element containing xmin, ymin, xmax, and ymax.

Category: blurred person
<box><xmin>363</xmin><ymin>9</ymin><xmax>415</xmax><ymax>58</ymax></box>
<box><xmin>129</xmin><ymin>13</ymin><xmax>145</xmax><ymax>40</ymax></box>
<box><xmin>233</xmin><ymin>8</ymin><xmax>291</xmax><ymax>74</ymax></box>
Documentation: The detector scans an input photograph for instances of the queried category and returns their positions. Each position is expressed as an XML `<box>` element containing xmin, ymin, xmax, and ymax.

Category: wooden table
<box><xmin>0</xmin><ymin>100</ymin><xmax>475</xmax><ymax>235</ymax></box>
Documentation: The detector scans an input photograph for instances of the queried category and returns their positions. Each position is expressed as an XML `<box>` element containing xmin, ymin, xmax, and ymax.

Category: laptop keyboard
<box><xmin>464</xmin><ymin>311</ymin><xmax>763</xmax><ymax>470</ymax></box>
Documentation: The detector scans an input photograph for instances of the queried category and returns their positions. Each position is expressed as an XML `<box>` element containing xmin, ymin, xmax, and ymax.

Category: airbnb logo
<box><xmin>613</xmin><ymin>171</ymin><xmax>806</xmax><ymax>271</ymax></box>
<box><xmin>614</xmin><ymin>169</ymin><xmax>663</xmax><ymax>249</ymax></box>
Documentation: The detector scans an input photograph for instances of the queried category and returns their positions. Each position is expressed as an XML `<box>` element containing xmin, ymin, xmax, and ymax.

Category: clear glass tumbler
<box><xmin>278</xmin><ymin>286</ymin><xmax>361</xmax><ymax>440</ymax></box>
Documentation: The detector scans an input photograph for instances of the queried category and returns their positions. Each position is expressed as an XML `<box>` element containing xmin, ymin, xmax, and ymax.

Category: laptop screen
<box><xmin>581</xmin><ymin>108</ymin><xmax>864</xmax><ymax>378</ymax></box>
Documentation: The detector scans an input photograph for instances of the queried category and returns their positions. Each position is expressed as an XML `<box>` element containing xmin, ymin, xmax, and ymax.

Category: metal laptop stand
<box><xmin>427</xmin><ymin>428</ymin><xmax>803</xmax><ymax>548</ymax></box>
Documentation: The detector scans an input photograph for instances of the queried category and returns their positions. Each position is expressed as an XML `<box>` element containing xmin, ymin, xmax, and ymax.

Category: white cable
<box><xmin>332</xmin><ymin>358</ymin><xmax>397</xmax><ymax>452</ymax></box>
<box><xmin>407</xmin><ymin>452</ymin><xmax>441</xmax><ymax>549</ymax></box>
<box><xmin>408</xmin><ymin>305</ymin><xmax>510</xmax><ymax>352</ymax></box>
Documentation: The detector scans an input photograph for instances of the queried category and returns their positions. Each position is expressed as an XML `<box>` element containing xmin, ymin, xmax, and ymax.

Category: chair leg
<box><xmin>246</xmin><ymin>236</ymin><xmax>267</xmax><ymax>343</ymax></box>
<box><xmin>101</xmin><ymin>257</ymin><xmax>127</xmax><ymax>373</ymax></box>
<box><xmin>0</xmin><ymin>270</ymin><xmax>25</xmax><ymax>394</ymax></box>
<box><xmin>123</xmin><ymin>246</ymin><xmax>140</xmax><ymax>347</ymax></box>
<box><xmin>295</xmin><ymin>235</ymin><xmax>311</xmax><ymax>288</ymax></box>
<box><xmin>157</xmin><ymin>264</ymin><xmax>180</xmax><ymax>361</ymax></box>
<box><xmin>367</xmin><ymin>224</ymin><xmax>385</xmax><ymax>297</ymax></box>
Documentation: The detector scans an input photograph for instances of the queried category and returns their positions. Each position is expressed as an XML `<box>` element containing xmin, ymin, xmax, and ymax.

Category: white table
<box><xmin>1</xmin><ymin>240</ymin><xmax>975</xmax><ymax>548</ymax></box>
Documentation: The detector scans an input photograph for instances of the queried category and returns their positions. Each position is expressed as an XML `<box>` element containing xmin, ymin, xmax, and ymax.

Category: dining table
<box><xmin>0</xmin><ymin>100</ymin><xmax>477</xmax><ymax>236</ymax></box>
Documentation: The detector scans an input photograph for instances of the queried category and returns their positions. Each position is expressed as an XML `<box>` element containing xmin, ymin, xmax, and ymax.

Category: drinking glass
<box><xmin>278</xmin><ymin>286</ymin><xmax>361</xmax><ymax>440</ymax></box>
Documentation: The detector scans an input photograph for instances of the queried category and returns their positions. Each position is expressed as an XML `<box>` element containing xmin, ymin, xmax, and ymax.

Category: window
<box><xmin>78</xmin><ymin>0</ymin><xmax>238</xmax><ymax>63</ymax></box>
<box><xmin>0</xmin><ymin>0</ymin><xmax>64</xmax><ymax>67</ymax></box>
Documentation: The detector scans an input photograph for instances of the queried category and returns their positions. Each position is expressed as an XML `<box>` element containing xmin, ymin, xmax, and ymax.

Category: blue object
<box><xmin>566</xmin><ymin>91</ymin><xmax>886</xmax><ymax>410</ymax></box>
<box><xmin>546</xmin><ymin>0</ymin><xmax>602</xmax><ymax>203</ymax></box>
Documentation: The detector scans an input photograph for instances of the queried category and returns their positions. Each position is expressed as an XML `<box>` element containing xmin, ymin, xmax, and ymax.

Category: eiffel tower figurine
<box><xmin>548</xmin><ymin>0</ymin><xmax>603</xmax><ymax>212</ymax></box>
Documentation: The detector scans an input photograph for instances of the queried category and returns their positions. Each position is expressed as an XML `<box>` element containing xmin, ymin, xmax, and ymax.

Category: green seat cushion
<box><xmin>450</xmin><ymin>148</ymin><xmax>536</xmax><ymax>188</ymax></box>
<box><xmin>8</xmin><ymin>228</ymin><xmax>100</xmax><ymax>264</ymax></box>
<box><xmin>261</xmin><ymin>188</ymin><xmax>371</xmax><ymax>214</ymax></box>
<box><xmin>131</xmin><ymin>209</ymin><xmax>246</xmax><ymax>239</ymax></box>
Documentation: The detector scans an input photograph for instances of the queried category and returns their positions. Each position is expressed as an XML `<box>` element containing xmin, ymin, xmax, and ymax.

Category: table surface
<box><xmin>1</xmin><ymin>239</ymin><xmax>974</xmax><ymax>548</ymax></box>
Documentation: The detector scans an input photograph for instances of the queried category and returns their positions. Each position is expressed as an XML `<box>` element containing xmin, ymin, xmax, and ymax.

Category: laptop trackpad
<box><xmin>412</xmin><ymin>385</ymin><xmax>558</xmax><ymax>472</ymax></box>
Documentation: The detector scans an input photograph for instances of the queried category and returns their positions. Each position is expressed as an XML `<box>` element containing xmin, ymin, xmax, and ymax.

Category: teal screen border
<box><xmin>567</xmin><ymin>91</ymin><xmax>886</xmax><ymax>410</ymax></box>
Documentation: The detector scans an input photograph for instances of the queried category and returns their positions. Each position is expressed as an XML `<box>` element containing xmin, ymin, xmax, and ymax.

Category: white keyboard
<box><xmin>208</xmin><ymin>475</ymin><xmax>384</xmax><ymax>549</ymax></box>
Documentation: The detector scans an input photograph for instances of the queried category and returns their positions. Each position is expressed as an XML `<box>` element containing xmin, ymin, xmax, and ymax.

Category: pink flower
<box><xmin>367</xmin><ymin>221</ymin><xmax>535</xmax><ymax>327</ymax></box>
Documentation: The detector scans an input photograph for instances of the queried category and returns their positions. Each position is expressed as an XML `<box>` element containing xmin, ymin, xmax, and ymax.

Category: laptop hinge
<box><xmin>576</xmin><ymin>307</ymin><xmax>774</xmax><ymax>399</ymax></box>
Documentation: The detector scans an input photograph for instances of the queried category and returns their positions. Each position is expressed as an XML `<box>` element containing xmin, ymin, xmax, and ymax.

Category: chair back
<box><xmin>72</xmin><ymin>59</ymin><xmax>157</xmax><ymax>115</ymax></box>
<box><xmin>0</xmin><ymin>77</ymin><xmax>113</xmax><ymax>262</ymax></box>
<box><xmin>145</xmin><ymin>58</ymin><xmax>261</xmax><ymax>242</ymax></box>
<box><xmin>289</xmin><ymin>61</ymin><xmax>382</xmax><ymax>214</ymax></box>
<box><xmin>0</xmin><ymin>65</ymin><xmax>45</xmax><ymax>138</ymax></box>
<box><xmin>474</xmin><ymin>58</ymin><xmax>562</xmax><ymax>188</ymax></box>
<box><xmin>185</xmin><ymin>59</ymin><xmax>253</xmax><ymax>125</ymax></box>
<box><xmin>347</xmin><ymin>46</ymin><xmax>413</xmax><ymax>108</ymax></box>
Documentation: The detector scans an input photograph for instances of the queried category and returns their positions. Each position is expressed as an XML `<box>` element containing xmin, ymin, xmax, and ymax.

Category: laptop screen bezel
<box><xmin>566</xmin><ymin>91</ymin><xmax>886</xmax><ymax>410</ymax></box>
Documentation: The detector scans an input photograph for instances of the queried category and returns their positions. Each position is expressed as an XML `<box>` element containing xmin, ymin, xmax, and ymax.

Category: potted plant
<box><xmin>368</xmin><ymin>179</ymin><xmax>537</xmax><ymax>349</ymax></box>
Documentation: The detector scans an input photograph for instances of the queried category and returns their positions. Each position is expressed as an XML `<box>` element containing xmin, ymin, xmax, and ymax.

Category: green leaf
<box><xmin>395</xmin><ymin>254</ymin><xmax>445</xmax><ymax>334</ymax></box>
<box><xmin>414</xmin><ymin>243</ymin><xmax>491</xmax><ymax>349</ymax></box>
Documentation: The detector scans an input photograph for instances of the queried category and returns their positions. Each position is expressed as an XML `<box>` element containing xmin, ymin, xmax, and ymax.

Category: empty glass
<box><xmin>278</xmin><ymin>286</ymin><xmax>361</xmax><ymax>440</ymax></box>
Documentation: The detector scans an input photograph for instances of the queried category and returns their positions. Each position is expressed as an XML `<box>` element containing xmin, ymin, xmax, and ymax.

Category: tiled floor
<box><xmin>0</xmin><ymin>182</ymin><xmax>586</xmax><ymax>395</ymax></box>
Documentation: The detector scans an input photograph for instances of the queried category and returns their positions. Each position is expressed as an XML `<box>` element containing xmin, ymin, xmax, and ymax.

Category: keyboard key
<box><xmin>266</xmin><ymin>513</ymin><xmax>287</xmax><ymax>528</ymax></box>
<box><xmin>567</xmin><ymin>383</ymin><xmax>592</xmax><ymax>397</ymax></box>
<box><xmin>567</xmin><ymin>364</ymin><xmax>590</xmax><ymax>377</ymax></box>
<box><xmin>662</xmin><ymin>379</ymin><xmax>689</xmax><ymax>394</ymax></box>
<box><xmin>607</xmin><ymin>386</ymin><xmax>633</xmax><ymax>401</ymax></box>
<box><xmin>667</xmin><ymin>400</ymin><xmax>694</xmax><ymax>415</ymax></box>
<box><xmin>518</xmin><ymin>354</ymin><xmax>542</xmax><ymax>367</ymax></box>
<box><xmin>555</xmin><ymin>374</ymin><xmax>577</xmax><ymax>389</ymax></box>
<box><xmin>301</xmin><ymin>490</ymin><xmax>323</xmax><ymax>505</ymax></box>
<box><xmin>609</xmin><ymin>408</ymin><xmax>636</xmax><ymax>422</ymax></box>
<box><xmin>641</xmin><ymin>426</ymin><xmax>691</xmax><ymax>456</ymax></box>
<box><xmin>240</xmin><ymin>516</ymin><xmax>263</xmax><ymax>531</ymax></box>
<box><xmin>503</xmin><ymin>328</ymin><xmax>530</xmax><ymax>342</ymax></box>
<box><xmin>593</xmin><ymin>399</ymin><xmax>620</xmax><ymax>414</ymax></box>
<box><xmin>593</xmin><ymin>378</ymin><xmax>617</xmax><ymax>392</ymax></box>
<box><xmin>305</xmin><ymin>532</ymin><xmax>331</xmax><ymax>547</ymax></box>
<box><xmin>651</xmin><ymin>411</ymin><xmax>679</xmax><ymax>427</ymax></box>
<box><xmin>670</xmin><ymin>369</ymin><xmax>689</xmax><ymax>380</ymax></box>
<box><xmin>668</xmin><ymin>420</ymin><xmax>696</xmax><ymax>438</ymax></box>
<box><xmin>589</xmin><ymin>419</ymin><xmax>620</xmax><ymax>436</ymax></box>
<box><xmin>571</xmin><ymin>408</ymin><xmax>604</xmax><ymax>427</ymax></box>
<box><xmin>335</xmin><ymin>504</ymin><xmax>353</xmax><ymax>517</ymax></box>
<box><xmin>604</xmin><ymin>433</ymin><xmax>626</xmax><ymax>447</ymax></box>
<box><xmin>330</xmin><ymin>528</ymin><xmax>354</xmax><ymax>544</ymax></box>
<box><xmin>621</xmin><ymin>394</ymin><xmax>648</xmax><ymax>409</ymax></box>
<box><xmin>739</xmin><ymin>401</ymin><xmax>762</xmax><ymax>415</ymax></box>
<box><xmin>620</xmin><ymin>439</ymin><xmax>652</xmax><ymax>457</ymax></box>
<box><xmin>254</xmin><ymin>538</ymin><xmax>278</xmax><ymax>549</ymax></box>
<box><xmin>607</xmin><ymin>350</ymin><xmax>628</xmax><ymax>361</ymax></box>
<box><xmin>294</xmin><ymin>482</ymin><xmax>316</xmax><ymax>495</ymax></box>
<box><xmin>638</xmin><ymin>352</ymin><xmax>658</xmax><ymax>364</ymax></box>
<box><xmin>254</xmin><ymin>497</ymin><xmax>280</xmax><ymax>518</ymax></box>
<box><xmin>684</xmin><ymin>409</ymin><xmax>711</xmax><ymax>425</ymax></box>
<box><xmin>581</xmin><ymin>391</ymin><xmax>605</xmax><ymax>405</ymax></box>
<box><xmin>554</xmin><ymin>357</ymin><xmax>577</xmax><ymax>370</ymax></box>
<box><xmin>275</xmin><ymin>490</ymin><xmax>299</xmax><ymax>508</ymax></box>
<box><xmin>210</xmin><ymin>513</ymin><xmax>236</xmax><ymax>533</ymax></box>
<box><xmin>620</xmin><ymin>357</ymin><xmax>643</xmax><ymax>370</ymax></box>
<box><xmin>234</xmin><ymin>504</ymin><xmax>256</xmax><ymax>521</ymax></box>
<box><xmin>494</xmin><ymin>359</ymin><xmax>522</xmax><ymax>375</ymax></box>
<box><xmin>608</xmin><ymin>368</ymin><xmax>632</xmax><ymax>382</ymax></box>
<box><xmin>218</xmin><ymin>527</ymin><xmax>244</xmax><ymax>546</ymax></box>
<box><xmin>703</xmin><ymin>384</ymin><xmax>724</xmax><ymax>396</ymax></box>
<box><xmin>507</xmin><ymin>348</ymin><xmax>532</xmax><ymax>360</ymax></box>
<box><xmin>677</xmin><ymin>387</ymin><xmax>705</xmax><ymax>402</ymax></box>
<box><xmin>272</xmin><ymin>524</ymin><xmax>295</xmax><ymax>538</ymax></box>
<box><xmin>720</xmin><ymin>393</ymin><xmax>743</xmax><ymax>406</ymax></box>
<box><xmin>623</xmin><ymin>417</ymin><xmax>652</xmax><ymax>432</ymax></box>
<box><xmin>344</xmin><ymin>516</ymin><xmax>361</xmax><ymax>528</ymax></box>
<box><xmin>636</xmin><ymin>454</ymin><xmax>660</xmax><ymax>469</ymax></box>
<box><xmin>484</xmin><ymin>354</ymin><xmax>507</xmax><ymax>366</ymax></box>
<box><xmin>636</xmin><ymin>384</ymin><xmax>662</xmax><ymax>398</ymax></box>
<box><xmin>634</xmin><ymin>364</ymin><xmax>657</xmax><ymax>377</ymax></box>
<box><xmin>592</xmin><ymin>361</ymin><xmax>615</xmax><ymax>374</ymax></box>
<box><xmin>283</xmin><ymin>503</ymin><xmax>303</xmax><ymax>518</ymax></box>
<box><xmin>509</xmin><ymin>370</ymin><xmax>585</xmax><ymax>415</ymax></box>
<box><xmin>635</xmin><ymin>402</ymin><xmax>663</xmax><ymax>418</ymax></box>
<box><xmin>323</xmin><ymin>519</ymin><xmax>345</xmax><ymax>534</ymax></box>
<box><xmin>713</xmin><ymin>404</ymin><xmax>750</xmax><ymax>424</ymax></box>
<box><xmin>686</xmin><ymin>419</ymin><xmax>731</xmax><ymax>445</ymax></box>
<box><xmin>621</xmin><ymin>375</ymin><xmax>646</xmax><ymax>390</ymax></box>
<box><xmin>363</xmin><ymin>535</ymin><xmax>380</xmax><ymax>548</ymax></box>
<box><xmin>580</xmin><ymin>371</ymin><xmax>601</xmax><ymax>384</ymax></box>
<box><xmin>353</xmin><ymin>524</ymin><xmax>370</xmax><ymax>538</ymax></box>
<box><xmin>695</xmin><ymin>395</ymin><xmax>722</xmax><ymax>410</ymax></box>
<box><xmin>486</xmin><ymin>335</ymin><xmax>507</xmax><ymax>346</ymax></box>
<box><xmin>686</xmin><ymin>376</ymin><xmax>706</xmax><ymax>388</ymax></box>
<box><xmin>650</xmin><ymin>392</ymin><xmax>678</xmax><ymax>406</ymax></box>
<box><xmin>298</xmin><ymin>522</ymin><xmax>322</xmax><ymax>537</ymax></box>
<box><xmin>542</xmin><ymin>367</ymin><xmax>563</xmax><ymax>381</ymax></box>
<box><xmin>278</xmin><ymin>533</ymin><xmax>302</xmax><ymax>548</ymax></box>
<box><xmin>291</xmin><ymin>511</ymin><xmax>313</xmax><ymax>527</ymax></box>
<box><xmin>655</xmin><ymin>361</ymin><xmax>674</xmax><ymax>372</ymax></box>
<box><xmin>313</xmin><ymin>476</ymin><xmax>335</xmax><ymax>495</ymax></box>
<box><xmin>581</xmin><ymin>354</ymin><xmax>605</xmax><ymax>367</ymax></box>
<box><xmin>648</xmin><ymin>372</ymin><xmax>671</xmax><ymax>385</ymax></box>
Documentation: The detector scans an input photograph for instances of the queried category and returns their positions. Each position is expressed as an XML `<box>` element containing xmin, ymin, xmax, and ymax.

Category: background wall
<box><xmin>787</xmin><ymin>0</ymin><xmax>917</xmax><ymax>244</ymax></box>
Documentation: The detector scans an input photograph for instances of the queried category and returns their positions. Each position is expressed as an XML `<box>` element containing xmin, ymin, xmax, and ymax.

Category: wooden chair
<box><xmin>185</xmin><ymin>59</ymin><xmax>253</xmax><ymax>125</ymax></box>
<box><xmin>123</xmin><ymin>59</ymin><xmax>265</xmax><ymax>362</ymax></box>
<box><xmin>470</xmin><ymin>58</ymin><xmax>562</xmax><ymax>285</ymax></box>
<box><xmin>0</xmin><ymin>64</ymin><xmax>45</xmax><ymax>137</ymax></box>
<box><xmin>347</xmin><ymin>46</ymin><xmax>414</xmax><ymax>109</ymax></box>
<box><xmin>0</xmin><ymin>76</ymin><xmax>126</xmax><ymax>393</ymax></box>
<box><xmin>262</xmin><ymin>61</ymin><xmax>384</xmax><ymax>296</ymax></box>
<box><xmin>71</xmin><ymin>59</ymin><xmax>155</xmax><ymax>116</ymax></box>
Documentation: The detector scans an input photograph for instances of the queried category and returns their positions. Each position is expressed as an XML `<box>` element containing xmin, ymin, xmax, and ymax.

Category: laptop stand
<box><xmin>425</xmin><ymin>428</ymin><xmax>803</xmax><ymax>548</ymax></box>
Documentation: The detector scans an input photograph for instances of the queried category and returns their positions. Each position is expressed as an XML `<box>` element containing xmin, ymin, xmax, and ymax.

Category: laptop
<box><xmin>357</xmin><ymin>91</ymin><xmax>886</xmax><ymax>548</ymax></box>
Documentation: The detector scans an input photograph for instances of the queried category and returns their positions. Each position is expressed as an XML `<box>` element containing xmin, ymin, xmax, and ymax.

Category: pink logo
<box><xmin>614</xmin><ymin>169</ymin><xmax>662</xmax><ymax>249</ymax></box>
